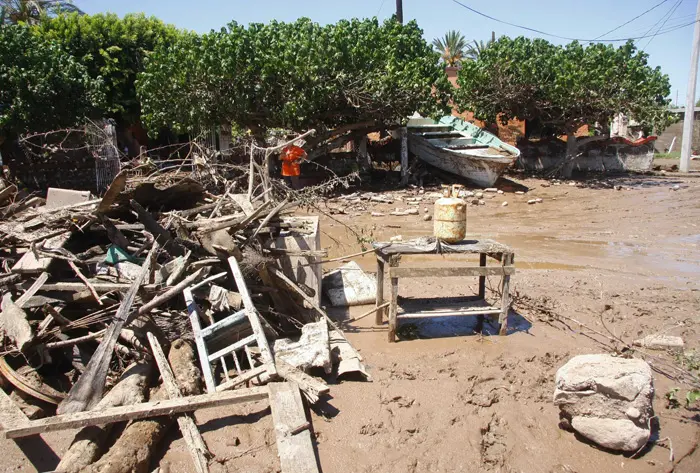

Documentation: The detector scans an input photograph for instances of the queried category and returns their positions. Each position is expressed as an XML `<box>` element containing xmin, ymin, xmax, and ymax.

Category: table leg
<box><xmin>499</xmin><ymin>253</ymin><xmax>514</xmax><ymax>335</ymax></box>
<box><xmin>388</xmin><ymin>256</ymin><xmax>399</xmax><ymax>343</ymax></box>
<box><xmin>375</xmin><ymin>256</ymin><xmax>385</xmax><ymax>325</ymax></box>
<box><xmin>478</xmin><ymin>253</ymin><xmax>486</xmax><ymax>299</ymax></box>
<box><xmin>389</xmin><ymin>275</ymin><xmax>398</xmax><ymax>342</ymax></box>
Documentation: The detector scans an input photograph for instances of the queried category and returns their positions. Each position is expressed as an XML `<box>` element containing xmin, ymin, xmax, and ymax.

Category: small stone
<box><xmin>568</xmin><ymin>182</ymin><xmax>577</xmax><ymax>186</ymax></box>
<box><xmin>418</xmin><ymin>188</ymin><xmax>425</xmax><ymax>194</ymax></box>
<box><xmin>485</xmin><ymin>188</ymin><xmax>498</xmax><ymax>193</ymax></box>
<box><xmin>407</xmin><ymin>208</ymin><xmax>419</xmax><ymax>215</ymax></box>
<box><xmin>541</xmin><ymin>182</ymin><xmax>551</xmax><ymax>187</ymax></box>
<box><xmin>390</xmin><ymin>235</ymin><xmax>403</xmax><ymax>242</ymax></box>
<box><xmin>422</xmin><ymin>214</ymin><xmax>432</xmax><ymax>221</ymax></box>
<box><xmin>515</xmin><ymin>191</ymin><xmax>525</xmax><ymax>195</ymax></box>
<box><xmin>535</xmin><ymin>198</ymin><xmax>543</xmax><ymax>203</ymax></box>
<box><xmin>670</xmin><ymin>184</ymin><xmax>680</xmax><ymax>191</ymax></box>
<box><xmin>478</xmin><ymin>200</ymin><xmax>486</xmax><ymax>206</ymax></box>
<box><xmin>465</xmin><ymin>191</ymin><xmax>475</xmax><ymax>198</ymax></box>
<box><xmin>470</xmin><ymin>199</ymin><xmax>480</xmax><ymax>205</ymax></box>
<box><xmin>497</xmin><ymin>190</ymin><xmax>504</xmax><ymax>194</ymax></box>
<box><xmin>614</xmin><ymin>185</ymin><xmax>623</xmax><ymax>191</ymax></box>
<box><xmin>424</xmin><ymin>207</ymin><xmax>429</xmax><ymax>213</ymax></box>
<box><xmin>553</xmin><ymin>182</ymin><xmax>561</xmax><ymax>186</ymax></box>
<box><xmin>528</xmin><ymin>199</ymin><xmax>537</xmax><ymax>205</ymax></box>
<box><xmin>475</xmin><ymin>192</ymin><xmax>484</xmax><ymax>198</ymax></box>
<box><xmin>370</xmin><ymin>212</ymin><xmax>385</xmax><ymax>217</ymax></box>
<box><xmin>501</xmin><ymin>201</ymin><xmax>508</xmax><ymax>207</ymax></box>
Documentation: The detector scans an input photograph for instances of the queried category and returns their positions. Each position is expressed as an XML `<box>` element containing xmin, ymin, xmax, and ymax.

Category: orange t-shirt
<box><xmin>280</xmin><ymin>145</ymin><xmax>305</xmax><ymax>177</ymax></box>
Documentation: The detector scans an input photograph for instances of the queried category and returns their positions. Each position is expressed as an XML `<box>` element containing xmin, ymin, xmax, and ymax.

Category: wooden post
<box><xmin>680</xmin><ymin>0</ymin><xmax>700</xmax><ymax>173</ymax></box>
<box><xmin>400</xmin><ymin>127</ymin><xmax>409</xmax><ymax>186</ymax></box>
<box><xmin>358</xmin><ymin>135</ymin><xmax>370</xmax><ymax>169</ymax></box>
<box><xmin>375</xmin><ymin>256</ymin><xmax>385</xmax><ymax>325</ymax></box>
<box><xmin>478</xmin><ymin>253</ymin><xmax>487</xmax><ymax>300</ymax></box>
<box><xmin>388</xmin><ymin>256</ymin><xmax>399</xmax><ymax>343</ymax></box>
<box><xmin>499</xmin><ymin>253</ymin><xmax>514</xmax><ymax>336</ymax></box>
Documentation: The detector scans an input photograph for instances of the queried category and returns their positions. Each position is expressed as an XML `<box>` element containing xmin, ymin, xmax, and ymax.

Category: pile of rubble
<box><xmin>0</xmin><ymin>160</ymin><xmax>366</xmax><ymax>472</ymax></box>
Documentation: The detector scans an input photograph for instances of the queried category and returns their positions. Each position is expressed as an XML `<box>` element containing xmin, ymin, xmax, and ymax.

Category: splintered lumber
<box><xmin>274</xmin><ymin>358</ymin><xmax>329</xmax><ymax>404</ymax></box>
<box><xmin>58</xmin><ymin>242</ymin><xmax>159</xmax><ymax>415</ymax></box>
<box><xmin>56</xmin><ymin>362</ymin><xmax>152</xmax><ymax>473</ymax></box>
<box><xmin>268</xmin><ymin>382</ymin><xmax>319</xmax><ymax>473</ymax></box>
<box><xmin>2</xmin><ymin>386</ymin><xmax>269</xmax><ymax>439</ymax></box>
<box><xmin>138</xmin><ymin>268</ymin><xmax>204</xmax><ymax>316</ymax></box>
<box><xmin>15</xmin><ymin>272</ymin><xmax>49</xmax><ymax>308</ymax></box>
<box><xmin>130</xmin><ymin>200</ymin><xmax>185</xmax><ymax>257</ymax></box>
<box><xmin>148</xmin><ymin>333</ymin><xmax>210</xmax><ymax>473</ymax></box>
<box><xmin>96</xmin><ymin>171</ymin><xmax>127</xmax><ymax>214</ymax></box>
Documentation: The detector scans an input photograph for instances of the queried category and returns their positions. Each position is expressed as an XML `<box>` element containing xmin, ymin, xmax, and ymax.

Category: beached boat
<box><xmin>407</xmin><ymin>116</ymin><xmax>520</xmax><ymax>188</ymax></box>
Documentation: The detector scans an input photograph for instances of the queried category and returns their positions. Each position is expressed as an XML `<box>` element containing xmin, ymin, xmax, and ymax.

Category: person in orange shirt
<box><xmin>280</xmin><ymin>143</ymin><xmax>306</xmax><ymax>189</ymax></box>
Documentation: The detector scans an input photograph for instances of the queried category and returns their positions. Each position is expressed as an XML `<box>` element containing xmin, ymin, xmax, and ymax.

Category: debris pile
<box><xmin>0</xmin><ymin>154</ymin><xmax>366</xmax><ymax>472</ymax></box>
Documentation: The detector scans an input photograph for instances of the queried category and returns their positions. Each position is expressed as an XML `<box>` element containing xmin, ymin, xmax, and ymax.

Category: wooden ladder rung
<box><xmin>207</xmin><ymin>334</ymin><xmax>257</xmax><ymax>362</ymax></box>
<box><xmin>199</xmin><ymin>309</ymin><xmax>248</xmax><ymax>338</ymax></box>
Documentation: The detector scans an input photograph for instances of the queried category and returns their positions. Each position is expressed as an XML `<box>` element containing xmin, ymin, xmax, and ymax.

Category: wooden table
<box><xmin>373</xmin><ymin>238</ymin><xmax>515</xmax><ymax>342</ymax></box>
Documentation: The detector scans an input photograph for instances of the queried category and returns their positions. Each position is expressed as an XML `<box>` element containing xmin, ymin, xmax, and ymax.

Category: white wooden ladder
<box><xmin>184</xmin><ymin>257</ymin><xmax>276</xmax><ymax>393</ymax></box>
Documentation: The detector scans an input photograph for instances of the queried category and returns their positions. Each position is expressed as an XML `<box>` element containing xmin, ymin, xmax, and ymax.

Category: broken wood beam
<box><xmin>147</xmin><ymin>333</ymin><xmax>211</xmax><ymax>473</ymax></box>
<box><xmin>130</xmin><ymin>200</ymin><xmax>185</xmax><ymax>257</ymax></box>
<box><xmin>274</xmin><ymin>358</ymin><xmax>329</xmax><ymax>404</ymax></box>
<box><xmin>15</xmin><ymin>272</ymin><xmax>49</xmax><ymax>308</ymax></box>
<box><xmin>268</xmin><ymin>382</ymin><xmax>320</xmax><ymax>473</ymax></box>
<box><xmin>2</xmin><ymin>386</ymin><xmax>269</xmax><ymax>439</ymax></box>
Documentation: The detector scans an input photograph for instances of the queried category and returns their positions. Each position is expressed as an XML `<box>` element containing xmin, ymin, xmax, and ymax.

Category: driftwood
<box><xmin>56</xmin><ymin>362</ymin><xmax>152</xmax><ymax>473</ymax></box>
<box><xmin>0</xmin><ymin>294</ymin><xmax>34</xmax><ymax>352</ymax></box>
<box><xmin>58</xmin><ymin>242</ymin><xmax>159</xmax><ymax>415</ymax></box>
<box><xmin>77</xmin><ymin>340</ymin><xmax>209</xmax><ymax>473</ymax></box>
<box><xmin>130</xmin><ymin>200</ymin><xmax>185</xmax><ymax>257</ymax></box>
<box><xmin>147</xmin><ymin>333</ymin><xmax>210</xmax><ymax>473</ymax></box>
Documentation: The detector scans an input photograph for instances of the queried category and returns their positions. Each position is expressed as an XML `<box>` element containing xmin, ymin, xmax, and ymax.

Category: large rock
<box><xmin>553</xmin><ymin>354</ymin><xmax>653</xmax><ymax>452</ymax></box>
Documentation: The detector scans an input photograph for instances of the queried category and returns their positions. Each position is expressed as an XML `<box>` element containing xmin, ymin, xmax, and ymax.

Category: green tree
<box><xmin>1</xmin><ymin>0</ymin><xmax>81</xmax><ymax>25</ymax></box>
<box><xmin>37</xmin><ymin>13</ymin><xmax>181</xmax><ymax>123</ymax></box>
<box><xmin>456</xmin><ymin>36</ymin><xmax>672</xmax><ymax>176</ymax></box>
<box><xmin>432</xmin><ymin>30</ymin><xmax>467</xmax><ymax>67</ymax></box>
<box><xmin>138</xmin><ymin>18</ymin><xmax>452</xmax><ymax>146</ymax></box>
<box><xmin>0</xmin><ymin>24</ymin><xmax>103</xmax><ymax>142</ymax></box>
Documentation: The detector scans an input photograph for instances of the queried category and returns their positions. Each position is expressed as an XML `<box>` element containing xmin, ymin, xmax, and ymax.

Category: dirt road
<box><xmin>3</xmin><ymin>174</ymin><xmax>699</xmax><ymax>473</ymax></box>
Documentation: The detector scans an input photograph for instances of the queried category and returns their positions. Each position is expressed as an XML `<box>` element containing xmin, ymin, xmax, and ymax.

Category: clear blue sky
<box><xmin>75</xmin><ymin>0</ymin><xmax>699</xmax><ymax>105</ymax></box>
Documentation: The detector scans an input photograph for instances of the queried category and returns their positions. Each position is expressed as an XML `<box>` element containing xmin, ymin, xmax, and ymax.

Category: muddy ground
<box><xmin>3</xmin><ymin>173</ymin><xmax>699</xmax><ymax>473</ymax></box>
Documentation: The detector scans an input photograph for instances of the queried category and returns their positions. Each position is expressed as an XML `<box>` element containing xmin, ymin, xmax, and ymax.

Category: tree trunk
<box><xmin>560</xmin><ymin>130</ymin><xmax>578</xmax><ymax>178</ymax></box>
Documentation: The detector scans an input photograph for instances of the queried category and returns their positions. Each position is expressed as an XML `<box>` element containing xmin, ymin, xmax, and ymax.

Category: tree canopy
<box><xmin>455</xmin><ymin>37</ymin><xmax>672</xmax><ymax>139</ymax></box>
<box><xmin>0</xmin><ymin>24</ymin><xmax>103</xmax><ymax>140</ymax></box>
<box><xmin>137</xmin><ymin>17</ymin><xmax>452</xmax><ymax>139</ymax></box>
<box><xmin>37</xmin><ymin>13</ymin><xmax>181</xmax><ymax>123</ymax></box>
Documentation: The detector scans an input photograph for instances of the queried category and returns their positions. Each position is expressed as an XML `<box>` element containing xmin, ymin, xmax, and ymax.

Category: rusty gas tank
<box><xmin>433</xmin><ymin>185</ymin><xmax>466</xmax><ymax>243</ymax></box>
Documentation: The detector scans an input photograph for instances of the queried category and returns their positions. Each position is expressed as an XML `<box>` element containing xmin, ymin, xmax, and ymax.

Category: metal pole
<box><xmin>680</xmin><ymin>0</ymin><xmax>700</xmax><ymax>172</ymax></box>
<box><xmin>396</xmin><ymin>0</ymin><xmax>403</xmax><ymax>23</ymax></box>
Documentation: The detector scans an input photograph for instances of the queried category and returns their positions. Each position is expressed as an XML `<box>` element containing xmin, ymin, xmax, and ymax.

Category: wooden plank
<box><xmin>199</xmin><ymin>309</ymin><xmax>247</xmax><ymax>339</ymax></box>
<box><xmin>268</xmin><ymin>382</ymin><xmax>319</xmax><ymax>473</ymax></box>
<box><xmin>2</xmin><ymin>386</ymin><xmax>269</xmax><ymax>439</ymax></box>
<box><xmin>147</xmin><ymin>333</ymin><xmax>210</xmax><ymax>473</ymax></box>
<box><xmin>206</xmin><ymin>334</ymin><xmax>257</xmax><ymax>362</ymax></box>
<box><xmin>397</xmin><ymin>308</ymin><xmax>502</xmax><ymax>318</ymax></box>
<box><xmin>499</xmin><ymin>253</ymin><xmax>514</xmax><ymax>336</ymax></box>
<box><xmin>15</xmin><ymin>272</ymin><xmax>49</xmax><ymax>308</ymax></box>
<box><xmin>389</xmin><ymin>266</ymin><xmax>515</xmax><ymax>278</ymax></box>
<box><xmin>12</xmin><ymin>232</ymin><xmax>71</xmax><ymax>274</ymax></box>
<box><xmin>215</xmin><ymin>364</ymin><xmax>269</xmax><ymax>392</ymax></box>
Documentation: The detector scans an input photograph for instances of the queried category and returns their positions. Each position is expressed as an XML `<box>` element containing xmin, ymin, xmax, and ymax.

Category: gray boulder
<box><xmin>553</xmin><ymin>354</ymin><xmax>653</xmax><ymax>452</ymax></box>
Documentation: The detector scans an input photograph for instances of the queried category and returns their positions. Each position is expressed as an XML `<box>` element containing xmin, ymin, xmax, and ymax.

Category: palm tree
<box><xmin>1</xmin><ymin>0</ymin><xmax>82</xmax><ymax>25</ymax></box>
<box><xmin>465</xmin><ymin>32</ymin><xmax>497</xmax><ymax>61</ymax></box>
<box><xmin>432</xmin><ymin>30</ymin><xmax>468</xmax><ymax>67</ymax></box>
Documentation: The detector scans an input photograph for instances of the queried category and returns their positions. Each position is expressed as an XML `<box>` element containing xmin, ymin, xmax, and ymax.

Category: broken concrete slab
<box><xmin>46</xmin><ymin>188</ymin><xmax>93</xmax><ymax>209</ymax></box>
<box><xmin>633</xmin><ymin>334</ymin><xmax>684</xmax><ymax>350</ymax></box>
